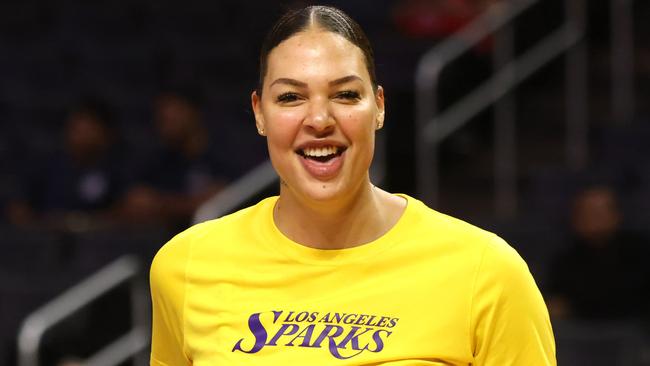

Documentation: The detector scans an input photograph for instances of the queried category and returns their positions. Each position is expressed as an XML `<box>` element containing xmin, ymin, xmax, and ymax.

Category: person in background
<box><xmin>6</xmin><ymin>97</ymin><xmax>125</xmax><ymax>228</ymax></box>
<box><xmin>547</xmin><ymin>185</ymin><xmax>650</xmax><ymax>320</ymax></box>
<box><xmin>119</xmin><ymin>87</ymin><xmax>239</xmax><ymax>229</ymax></box>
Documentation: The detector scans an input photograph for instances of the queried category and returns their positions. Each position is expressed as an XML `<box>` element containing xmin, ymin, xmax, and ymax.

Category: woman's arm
<box><xmin>470</xmin><ymin>236</ymin><xmax>556</xmax><ymax>365</ymax></box>
<box><xmin>150</xmin><ymin>232</ymin><xmax>192</xmax><ymax>365</ymax></box>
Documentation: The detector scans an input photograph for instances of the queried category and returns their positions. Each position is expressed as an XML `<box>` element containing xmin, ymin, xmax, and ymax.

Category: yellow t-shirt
<box><xmin>150</xmin><ymin>195</ymin><xmax>555</xmax><ymax>365</ymax></box>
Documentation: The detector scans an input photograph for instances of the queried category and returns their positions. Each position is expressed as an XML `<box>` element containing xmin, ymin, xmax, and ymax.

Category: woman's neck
<box><xmin>273</xmin><ymin>182</ymin><xmax>406</xmax><ymax>250</ymax></box>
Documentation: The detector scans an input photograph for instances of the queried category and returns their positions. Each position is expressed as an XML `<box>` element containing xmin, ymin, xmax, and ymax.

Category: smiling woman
<box><xmin>149</xmin><ymin>5</ymin><xmax>556</xmax><ymax>366</ymax></box>
<box><xmin>251</xmin><ymin>26</ymin><xmax>401</xmax><ymax>248</ymax></box>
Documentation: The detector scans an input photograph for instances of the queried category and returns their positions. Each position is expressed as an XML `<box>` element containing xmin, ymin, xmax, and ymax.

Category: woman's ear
<box><xmin>251</xmin><ymin>90</ymin><xmax>266</xmax><ymax>136</ymax></box>
<box><xmin>375</xmin><ymin>86</ymin><xmax>385</xmax><ymax>130</ymax></box>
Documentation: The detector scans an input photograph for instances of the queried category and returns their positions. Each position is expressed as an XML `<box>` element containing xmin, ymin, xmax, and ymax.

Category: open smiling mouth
<box><xmin>296</xmin><ymin>146</ymin><xmax>347</xmax><ymax>163</ymax></box>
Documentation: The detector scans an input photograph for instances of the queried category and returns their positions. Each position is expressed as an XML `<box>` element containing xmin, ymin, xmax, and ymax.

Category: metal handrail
<box><xmin>419</xmin><ymin>25</ymin><xmax>582</xmax><ymax>145</ymax></box>
<box><xmin>83</xmin><ymin>326</ymin><xmax>149</xmax><ymax>366</ymax></box>
<box><xmin>193</xmin><ymin>159</ymin><xmax>278</xmax><ymax>224</ymax></box>
<box><xmin>17</xmin><ymin>256</ymin><xmax>149</xmax><ymax>366</ymax></box>
<box><xmin>611</xmin><ymin>0</ymin><xmax>635</xmax><ymax>124</ymax></box>
<box><xmin>415</xmin><ymin>0</ymin><xmax>587</xmax><ymax>215</ymax></box>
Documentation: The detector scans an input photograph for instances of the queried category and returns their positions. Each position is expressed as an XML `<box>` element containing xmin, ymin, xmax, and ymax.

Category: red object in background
<box><xmin>393</xmin><ymin>0</ymin><xmax>477</xmax><ymax>37</ymax></box>
<box><xmin>393</xmin><ymin>0</ymin><xmax>495</xmax><ymax>52</ymax></box>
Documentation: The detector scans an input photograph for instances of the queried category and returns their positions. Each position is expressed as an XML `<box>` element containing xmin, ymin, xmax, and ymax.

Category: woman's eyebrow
<box><xmin>270</xmin><ymin>78</ymin><xmax>307</xmax><ymax>88</ymax></box>
<box><xmin>269</xmin><ymin>75</ymin><xmax>362</xmax><ymax>89</ymax></box>
<box><xmin>329</xmin><ymin>75</ymin><xmax>362</xmax><ymax>86</ymax></box>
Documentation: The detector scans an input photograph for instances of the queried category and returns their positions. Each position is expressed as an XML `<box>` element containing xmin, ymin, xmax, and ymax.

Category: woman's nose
<box><xmin>304</xmin><ymin>99</ymin><xmax>335</xmax><ymax>133</ymax></box>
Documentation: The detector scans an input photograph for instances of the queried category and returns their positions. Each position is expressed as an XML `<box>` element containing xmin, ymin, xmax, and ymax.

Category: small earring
<box><xmin>377</xmin><ymin>121</ymin><xmax>383</xmax><ymax>130</ymax></box>
<box><xmin>258</xmin><ymin>128</ymin><xmax>265</xmax><ymax>136</ymax></box>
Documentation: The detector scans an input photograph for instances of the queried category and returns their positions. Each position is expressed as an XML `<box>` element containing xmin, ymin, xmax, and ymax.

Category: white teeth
<box><xmin>302</xmin><ymin>146</ymin><xmax>338</xmax><ymax>157</ymax></box>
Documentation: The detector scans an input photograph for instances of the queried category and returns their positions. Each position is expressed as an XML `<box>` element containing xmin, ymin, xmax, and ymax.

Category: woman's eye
<box><xmin>277</xmin><ymin>92</ymin><xmax>300</xmax><ymax>103</ymax></box>
<box><xmin>335</xmin><ymin>90</ymin><xmax>361</xmax><ymax>101</ymax></box>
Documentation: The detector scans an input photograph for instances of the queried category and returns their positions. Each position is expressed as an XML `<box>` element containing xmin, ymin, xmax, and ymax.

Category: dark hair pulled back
<box><xmin>257</xmin><ymin>5</ymin><xmax>377</xmax><ymax>95</ymax></box>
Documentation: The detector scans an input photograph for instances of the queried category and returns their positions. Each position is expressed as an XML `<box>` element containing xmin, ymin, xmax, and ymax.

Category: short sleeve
<box><xmin>150</xmin><ymin>232</ymin><xmax>192</xmax><ymax>365</ymax></box>
<box><xmin>471</xmin><ymin>236</ymin><xmax>556</xmax><ymax>365</ymax></box>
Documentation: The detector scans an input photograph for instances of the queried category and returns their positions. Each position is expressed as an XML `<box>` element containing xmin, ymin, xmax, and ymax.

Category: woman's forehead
<box><xmin>265</xmin><ymin>29</ymin><xmax>368</xmax><ymax>81</ymax></box>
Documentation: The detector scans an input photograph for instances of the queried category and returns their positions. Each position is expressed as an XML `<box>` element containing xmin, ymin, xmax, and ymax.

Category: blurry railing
<box><xmin>193</xmin><ymin>160</ymin><xmax>278</xmax><ymax>223</ymax></box>
<box><xmin>415</xmin><ymin>0</ymin><xmax>587</xmax><ymax>218</ymax></box>
<box><xmin>17</xmin><ymin>256</ymin><xmax>149</xmax><ymax>366</ymax></box>
<box><xmin>611</xmin><ymin>0</ymin><xmax>635</xmax><ymax>125</ymax></box>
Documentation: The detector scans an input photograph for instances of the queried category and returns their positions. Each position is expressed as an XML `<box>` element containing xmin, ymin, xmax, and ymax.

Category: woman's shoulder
<box><xmin>152</xmin><ymin>196</ymin><xmax>277</xmax><ymax>265</ymax></box>
<box><xmin>402</xmin><ymin>194</ymin><xmax>502</xmax><ymax>247</ymax></box>
<box><xmin>401</xmin><ymin>195</ymin><xmax>534</xmax><ymax>277</ymax></box>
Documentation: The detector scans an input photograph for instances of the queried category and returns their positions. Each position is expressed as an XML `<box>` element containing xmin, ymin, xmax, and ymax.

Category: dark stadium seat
<box><xmin>0</xmin><ymin>0</ymin><xmax>54</xmax><ymax>40</ymax></box>
<box><xmin>479</xmin><ymin>218</ymin><xmax>566</xmax><ymax>291</ymax></box>
<box><xmin>160</xmin><ymin>36</ymin><xmax>252</xmax><ymax>88</ymax></box>
<box><xmin>147</xmin><ymin>0</ymin><xmax>229</xmax><ymax>39</ymax></box>
<box><xmin>53</xmin><ymin>0</ymin><xmax>151</xmax><ymax>40</ymax></box>
<box><xmin>73</xmin><ymin>38</ymin><xmax>158</xmax><ymax>101</ymax></box>
<box><xmin>70</xmin><ymin>226</ymin><xmax>172</xmax><ymax>273</ymax></box>
<box><xmin>0</xmin><ymin>225</ymin><xmax>78</xmax><ymax>366</ymax></box>
<box><xmin>3</xmin><ymin>104</ymin><xmax>68</xmax><ymax>156</ymax></box>
<box><xmin>0</xmin><ymin>225</ymin><xmax>65</xmax><ymax>272</ymax></box>
<box><xmin>0</xmin><ymin>40</ymin><xmax>74</xmax><ymax>106</ymax></box>
<box><xmin>554</xmin><ymin>320</ymin><xmax>650</xmax><ymax>365</ymax></box>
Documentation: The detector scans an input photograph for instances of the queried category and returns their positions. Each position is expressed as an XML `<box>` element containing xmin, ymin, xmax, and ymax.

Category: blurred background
<box><xmin>0</xmin><ymin>0</ymin><xmax>648</xmax><ymax>365</ymax></box>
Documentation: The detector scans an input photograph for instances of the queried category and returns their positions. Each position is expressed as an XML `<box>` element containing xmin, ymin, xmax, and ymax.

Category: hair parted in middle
<box><xmin>256</xmin><ymin>5</ymin><xmax>377</xmax><ymax>96</ymax></box>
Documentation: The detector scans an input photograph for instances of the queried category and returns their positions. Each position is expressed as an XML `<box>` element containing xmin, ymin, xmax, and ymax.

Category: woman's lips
<box><xmin>298</xmin><ymin>150</ymin><xmax>345</xmax><ymax>180</ymax></box>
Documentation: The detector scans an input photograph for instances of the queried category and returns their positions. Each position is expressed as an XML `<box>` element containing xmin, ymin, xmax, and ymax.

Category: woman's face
<box><xmin>252</xmin><ymin>29</ymin><xmax>384</xmax><ymax>204</ymax></box>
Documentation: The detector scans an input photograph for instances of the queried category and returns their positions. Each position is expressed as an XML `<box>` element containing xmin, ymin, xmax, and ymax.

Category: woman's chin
<box><xmin>296</xmin><ymin>181</ymin><xmax>346</xmax><ymax>203</ymax></box>
<box><xmin>287</xmin><ymin>175</ymin><xmax>370</xmax><ymax>206</ymax></box>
